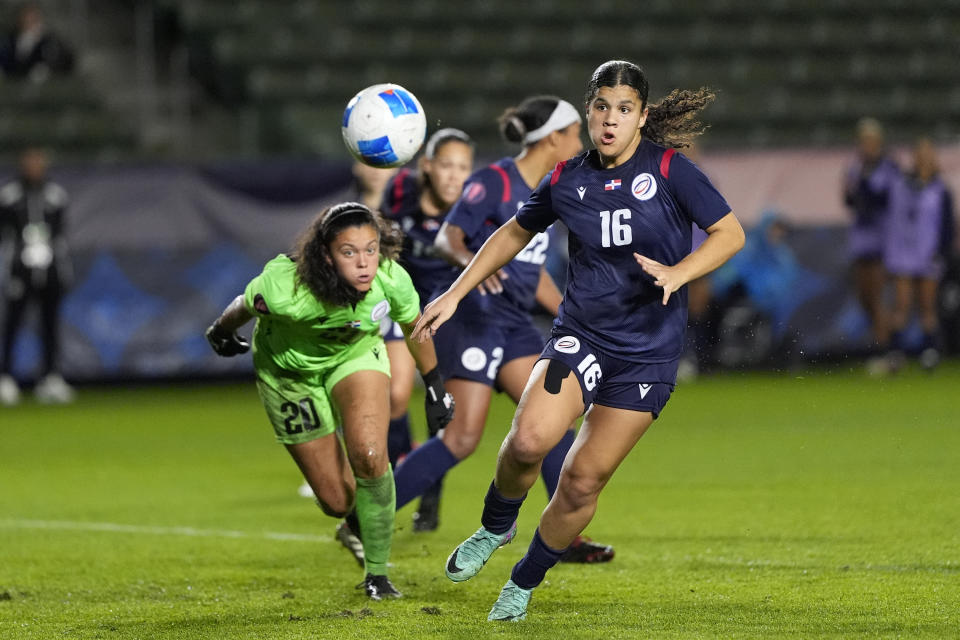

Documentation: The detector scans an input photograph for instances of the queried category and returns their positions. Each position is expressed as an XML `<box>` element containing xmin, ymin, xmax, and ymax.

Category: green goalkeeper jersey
<box><xmin>244</xmin><ymin>254</ymin><xmax>420</xmax><ymax>375</ymax></box>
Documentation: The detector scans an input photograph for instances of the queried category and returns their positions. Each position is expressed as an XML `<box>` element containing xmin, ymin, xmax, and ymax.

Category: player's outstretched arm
<box><xmin>434</xmin><ymin>221</ymin><xmax>509</xmax><ymax>296</ymax></box>
<box><xmin>635</xmin><ymin>212</ymin><xmax>745</xmax><ymax>306</ymax></box>
<box><xmin>205</xmin><ymin>294</ymin><xmax>253</xmax><ymax>356</ymax></box>
<box><xmin>413</xmin><ymin>217</ymin><xmax>535</xmax><ymax>341</ymax></box>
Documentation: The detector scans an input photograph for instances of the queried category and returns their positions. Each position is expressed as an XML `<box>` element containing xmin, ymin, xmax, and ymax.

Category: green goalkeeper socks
<box><xmin>354</xmin><ymin>466</ymin><xmax>395</xmax><ymax>576</ymax></box>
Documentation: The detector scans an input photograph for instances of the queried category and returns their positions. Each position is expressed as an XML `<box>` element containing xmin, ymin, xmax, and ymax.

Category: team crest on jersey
<box><xmin>632</xmin><ymin>173</ymin><xmax>658</xmax><ymax>201</ymax></box>
<box><xmin>463</xmin><ymin>182</ymin><xmax>486</xmax><ymax>204</ymax></box>
<box><xmin>554</xmin><ymin>336</ymin><xmax>581</xmax><ymax>354</ymax></box>
<box><xmin>461</xmin><ymin>347</ymin><xmax>487</xmax><ymax>372</ymax></box>
<box><xmin>423</xmin><ymin>218</ymin><xmax>440</xmax><ymax>231</ymax></box>
<box><xmin>371</xmin><ymin>300</ymin><xmax>391</xmax><ymax>322</ymax></box>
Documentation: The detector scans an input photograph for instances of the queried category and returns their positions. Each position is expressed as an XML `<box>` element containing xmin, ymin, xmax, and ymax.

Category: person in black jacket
<box><xmin>0</xmin><ymin>3</ymin><xmax>74</xmax><ymax>82</ymax></box>
<box><xmin>0</xmin><ymin>147</ymin><xmax>74</xmax><ymax>405</ymax></box>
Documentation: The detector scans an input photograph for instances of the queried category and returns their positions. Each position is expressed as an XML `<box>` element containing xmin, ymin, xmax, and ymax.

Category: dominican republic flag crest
<box><xmin>604</xmin><ymin>179</ymin><xmax>621</xmax><ymax>191</ymax></box>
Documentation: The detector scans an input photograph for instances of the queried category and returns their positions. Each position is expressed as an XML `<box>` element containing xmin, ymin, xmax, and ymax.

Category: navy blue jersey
<box><xmin>445</xmin><ymin>157</ymin><xmax>549</xmax><ymax>320</ymax></box>
<box><xmin>516</xmin><ymin>139</ymin><xmax>731</xmax><ymax>363</ymax></box>
<box><xmin>381</xmin><ymin>169</ymin><xmax>459</xmax><ymax>304</ymax></box>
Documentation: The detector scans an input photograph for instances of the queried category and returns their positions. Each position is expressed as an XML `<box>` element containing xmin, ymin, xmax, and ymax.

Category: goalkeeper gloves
<box><xmin>422</xmin><ymin>367</ymin><xmax>454</xmax><ymax>436</ymax></box>
<box><xmin>205</xmin><ymin>323</ymin><xmax>250</xmax><ymax>357</ymax></box>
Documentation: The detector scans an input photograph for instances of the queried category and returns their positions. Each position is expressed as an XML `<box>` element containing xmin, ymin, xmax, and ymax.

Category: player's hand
<box><xmin>205</xmin><ymin>323</ymin><xmax>250</xmax><ymax>357</ymax></box>
<box><xmin>422</xmin><ymin>368</ymin><xmax>454</xmax><ymax>435</ymax></box>
<box><xmin>634</xmin><ymin>253</ymin><xmax>686</xmax><ymax>306</ymax></box>
<box><xmin>476</xmin><ymin>269</ymin><xmax>508</xmax><ymax>296</ymax></box>
<box><xmin>412</xmin><ymin>292</ymin><xmax>459</xmax><ymax>342</ymax></box>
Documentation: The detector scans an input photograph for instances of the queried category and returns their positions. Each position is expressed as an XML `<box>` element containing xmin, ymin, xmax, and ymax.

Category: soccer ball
<box><xmin>341</xmin><ymin>83</ymin><xmax>427</xmax><ymax>168</ymax></box>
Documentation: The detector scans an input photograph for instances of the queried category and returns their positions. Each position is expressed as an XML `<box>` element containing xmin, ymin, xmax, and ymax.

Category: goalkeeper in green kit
<box><xmin>205</xmin><ymin>202</ymin><xmax>454</xmax><ymax>600</ymax></box>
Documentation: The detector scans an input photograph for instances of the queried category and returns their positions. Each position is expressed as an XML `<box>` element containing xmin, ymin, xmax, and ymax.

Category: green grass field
<box><xmin>2</xmin><ymin>362</ymin><xmax>958</xmax><ymax>639</ymax></box>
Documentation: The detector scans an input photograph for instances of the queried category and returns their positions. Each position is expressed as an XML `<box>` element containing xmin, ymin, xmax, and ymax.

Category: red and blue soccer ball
<box><xmin>341</xmin><ymin>83</ymin><xmax>427</xmax><ymax>168</ymax></box>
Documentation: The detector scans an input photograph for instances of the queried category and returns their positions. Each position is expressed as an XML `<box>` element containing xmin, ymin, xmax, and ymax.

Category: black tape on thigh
<box><xmin>543</xmin><ymin>359</ymin><xmax>572</xmax><ymax>395</ymax></box>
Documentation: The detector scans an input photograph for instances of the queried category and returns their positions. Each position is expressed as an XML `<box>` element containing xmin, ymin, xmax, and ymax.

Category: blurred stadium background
<box><xmin>1</xmin><ymin>0</ymin><xmax>959</xmax><ymax>382</ymax></box>
<box><xmin>2</xmin><ymin>0</ymin><xmax>960</xmax><ymax>383</ymax></box>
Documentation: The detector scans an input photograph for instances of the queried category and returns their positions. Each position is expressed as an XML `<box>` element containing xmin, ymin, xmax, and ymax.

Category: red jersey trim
<box><xmin>390</xmin><ymin>168</ymin><xmax>411</xmax><ymax>214</ymax></box>
<box><xmin>490</xmin><ymin>164</ymin><xmax>511</xmax><ymax>203</ymax></box>
<box><xmin>659</xmin><ymin>148</ymin><xmax>676</xmax><ymax>179</ymax></box>
<box><xmin>550</xmin><ymin>160</ymin><xmax>567</xmax><ymax>186</ymax></box>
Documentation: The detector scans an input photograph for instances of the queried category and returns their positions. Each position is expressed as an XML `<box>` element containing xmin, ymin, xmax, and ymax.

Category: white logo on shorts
<box><xmin>631</xmin><ymin>173</ymin><xmax>658</xmax><ymax>201</ymax></box>
<box><xmin>554</xmin><ymin>336</ymin><xmax>581</xmax><ymax>354</ymax></box>
<box><xmin>461</xmin><ymin>347</ymin><xmax>487</xmax><ymax>372</ymax></box>
<box><xmin>638</xmin><ymin>383</ymin><xmax>653</xmax><ymax>399</ymax></box>
<box><xmin>371</xmin><ymin>300</ymin><xmax>391</xmax><ymax>322</ymax></box>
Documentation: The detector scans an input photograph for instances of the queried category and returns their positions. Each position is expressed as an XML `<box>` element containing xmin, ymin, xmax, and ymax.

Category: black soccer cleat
<box><xmin>412</xmin><ymin>483</ymin><xmax>442</xmax><ymax>532</ymax></box>
<box><xmin>558</xmin><ymin>535</ymin><xmax>615</xmax><ymax>564</ymax></box>
<box><xmin>357</xmin><ymin>573</ymin><xmax>403</xmax><ymax>600</ymax></box>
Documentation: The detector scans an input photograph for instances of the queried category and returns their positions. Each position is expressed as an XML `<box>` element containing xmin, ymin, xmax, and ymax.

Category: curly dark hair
<box><xmin>585</xmin><ymin>60</ymin><xmax>715</xmax><ymax>149</ymax></box>
<box><xmin>291</xmin><ymin>201</ymin><xmax>403</xmax><ymax>308</ymax></box>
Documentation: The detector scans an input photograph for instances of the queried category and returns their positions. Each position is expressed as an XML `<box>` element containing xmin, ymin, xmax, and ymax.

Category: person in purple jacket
<box><xmin>414</xmin><ymin>60</ymin><xmax>744</xmax><ymax>621</ymax></box>
<box><xmin>392</xmin><ymin>95</ymin><xmax>615</xmax><ymax>563</ymax></box>
<box><xmin>843</xmin><ymin>117</ymin><xmax>900</xmax><ymax>355</ymax></box>
<box><xmin>884</xmin><ymin>138</ymin><xmax>955</xmax><ymax>370</ymax></box>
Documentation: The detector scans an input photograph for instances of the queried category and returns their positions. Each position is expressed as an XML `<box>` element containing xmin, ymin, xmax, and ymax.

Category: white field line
<box><xmin>0</xmin><ymin>518</ymin><xmax>331</xmax><ymax>543</ymax></box>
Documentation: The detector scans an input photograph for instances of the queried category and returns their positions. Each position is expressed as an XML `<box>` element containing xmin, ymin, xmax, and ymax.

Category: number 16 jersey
<box><xmin>516</xmin><ymin>139</ymin><xmax>731</xmax><ymax>363</ymax></box>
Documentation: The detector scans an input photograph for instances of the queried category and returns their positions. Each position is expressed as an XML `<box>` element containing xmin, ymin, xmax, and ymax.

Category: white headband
<box><xmin>522</xmin><ymin>100</ymin><xmax>581</xmax><ymax>145</ymax></box>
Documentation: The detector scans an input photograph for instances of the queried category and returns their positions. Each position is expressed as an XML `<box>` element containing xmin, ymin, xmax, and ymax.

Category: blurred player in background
<box><xmin>842</xmin><ymin>117</ymin><xmax>899</xmax><ymax>360</ymax></box>
<box><xmin>415</xmin><ymin>60</ymin><xmax>744</xmax><ymax>620</ymax></box>
<box><xmin>884</xmin><ymin>138</ymin><xmax>955</xmax><ymax>371</ymax></box>
<box><xmin>205</xmin><ymin>202</ymin><xmax>453</xmax><ymax>600</ymax></box>
<box><xmin>378</xmin><ymin>127</ymin><xmax>475</xmax><ymax>532</ymax></box>
<box><xmin>392</xmin><ymin>95</ymin><xmax>614</xmax><ymax>563</ymax></box>
<box><xmin>0</xmin><ymin>147</ymin><xmax>74</xmax><ymax>405</ymax></box>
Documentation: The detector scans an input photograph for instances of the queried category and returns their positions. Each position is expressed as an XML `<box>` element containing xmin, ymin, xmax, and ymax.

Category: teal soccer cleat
<box><xmin>487</xmin><ymin>579</ymin><xmax>533</xmax><ymax>621</ymax></box>
<box><xmin>445</xmin><ymin>521</ymin><xmax>517</xmax><ymax>582</ymax></box>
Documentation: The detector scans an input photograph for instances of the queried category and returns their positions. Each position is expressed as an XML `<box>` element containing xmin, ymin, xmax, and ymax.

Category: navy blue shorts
<box><xmin>539</xmin><ymin>331</ymin><xmax>677</xmax><ymax>418</ymax></box>
<box><xmin>432</xmin><ymin>312</ymin><xmax>545</xmax><ymax>386</ymax></box>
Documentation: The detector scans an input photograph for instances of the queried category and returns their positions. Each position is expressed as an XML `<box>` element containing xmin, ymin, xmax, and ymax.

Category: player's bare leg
<box><xmin>333</xmin><ymin>370</ymin><xmax>401</xmax><ymax>599</ymax></box>
<box><xmin>538</xmin><ymin>405</ymin><xmax>654</xmax><ymax>550</ymax></box>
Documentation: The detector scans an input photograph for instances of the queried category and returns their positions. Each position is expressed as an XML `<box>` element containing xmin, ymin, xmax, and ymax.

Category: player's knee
<box><xmin>442</xmin><ymin>428</ymin><xmax>481</xmax><ymax>460</ymax></box>
<box><xmin>349</xmin><ymin>448</ymin><xmax>389</xmax><ymax>479</ymax></box>
<box><xmin>506</xmin><ymin>416</ymin><xmax>553</xmax><ymax>466</ymax></box>
<box><xmin>558</xmin><ymin>469</ymin><xmax>605</xmax><ymax>510</ymax></box>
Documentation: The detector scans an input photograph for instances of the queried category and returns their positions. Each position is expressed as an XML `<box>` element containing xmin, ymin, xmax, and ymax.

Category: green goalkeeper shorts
<box><xmin>256</xmin><ymin>336</ymin><xmax>391</xmax><ymax>445</ymax></box>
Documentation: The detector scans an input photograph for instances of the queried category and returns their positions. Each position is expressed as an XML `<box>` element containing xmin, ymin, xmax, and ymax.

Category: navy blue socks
<box><xmin>393</xmin><ymin>436</ymin><xmax>458</xmax><ymax>509</ymax></box>
<box><xmin>510</xmin><ymin>528</ymin><xmax>567</xmax><ymax>589</ymax></box>
<box><xmin>480</xmin><ymin>481</ymin><xmax>526</xmax><ymax>535</ymax></box>
<box><xmin>539</xmin><ymin>428</ymin><xmax>575</xmax><ymax>498</ymax></box>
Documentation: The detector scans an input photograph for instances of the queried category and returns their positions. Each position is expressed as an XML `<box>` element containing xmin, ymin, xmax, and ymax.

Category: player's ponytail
<box><xmin>498</xmin><ymin>95</ymin><xmax>574</xmax><ymax>146</ymax></box>
<box><xmin>292</xmin><ymin>202</ymin><xmax>403</xmax><ymax>307</ymax></box>
<box><xmin>586</xmin><ymin>60</ymin><xmax>715</xmax><ymax>149</ymax></box>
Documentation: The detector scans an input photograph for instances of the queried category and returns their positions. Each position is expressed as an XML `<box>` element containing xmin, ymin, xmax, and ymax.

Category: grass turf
<box><xmin>1</xmin><ymin>362</ymin><xmax>958</xmax><ymax>639</ymax></box>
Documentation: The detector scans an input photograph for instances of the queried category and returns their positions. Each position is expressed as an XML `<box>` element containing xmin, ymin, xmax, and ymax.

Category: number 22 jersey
<box><xmin>516</xmin><ymin>139</ymin><xmax>731</xmax><ymax>363</ymax></box>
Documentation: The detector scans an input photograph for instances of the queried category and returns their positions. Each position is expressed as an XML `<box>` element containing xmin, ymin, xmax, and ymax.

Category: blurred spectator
<box><xmin>711</xmin><ymin>211</ymin><xmax>823</xmax><ymax>368</ymax></box>
<box><xmin>0</xmin><ymin>148</ymin><xmax>74</xmax><ymax>405</ymax></box>
<box><xmin>842</xmin><ymin>117</ymin><xmax>899</xmax><ymax>356</ymax></box>
<box><xmin>0</xmin><ymin>2</ymin><xmax>74</xmax><ymax>83</ymax></box>
<box><xmin>884</xmin><ymin>138</ymin><xmax>955</xmax><ymax>371</ymax></box>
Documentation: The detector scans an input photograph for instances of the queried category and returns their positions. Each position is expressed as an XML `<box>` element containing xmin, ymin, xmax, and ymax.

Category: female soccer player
<box><xmin>380</xmin><ymin>128</ymin><xmax>475</xmax><ymax>531</ymax></box>
<box><xmin>413</xmin><ymin>60</ymin><xmax>745</xmax><ymax>620</ymax></box>
<box><xmin>391</xmin><ymin>95</ymin><xmax>615</xmax><ymax>562</ymax></box>
<box><xmin>205</xmin><ymin>202</ymin><xmax>454</xmax><ymax>600</ymax></box>
<box><xmin>842</xmin><ymin>117</ymin><xmax>900</xmax><ymax>358</ymax></box>
<box><xmin>884</xmin><ymin>138</ymin><xmax>955</xmax><ymax>370</ymax></box>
